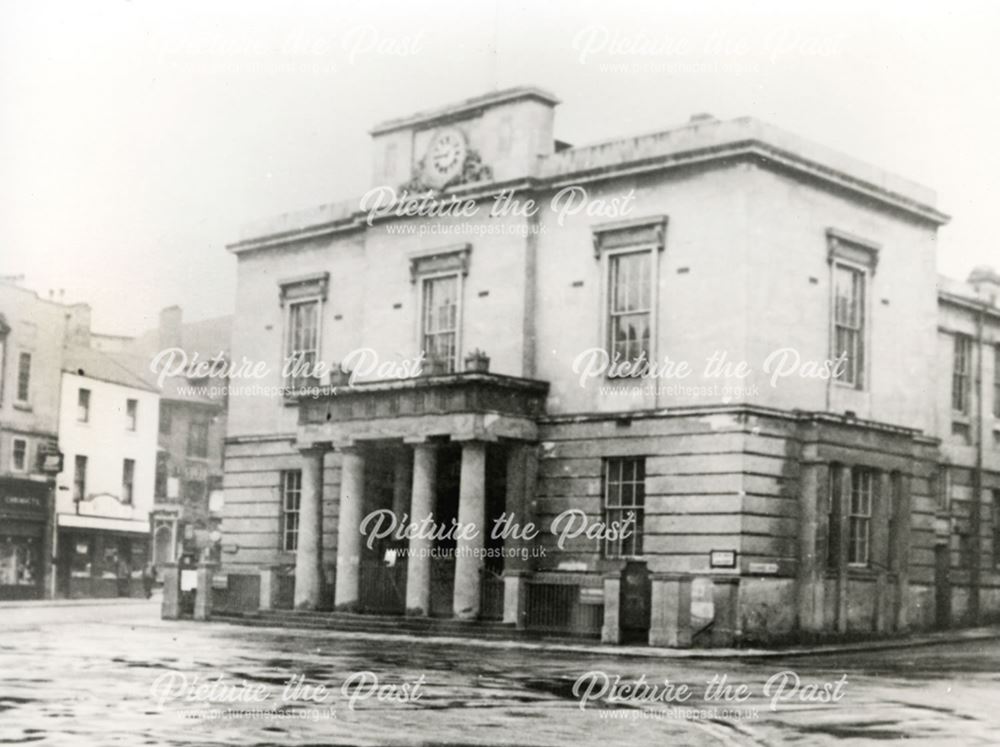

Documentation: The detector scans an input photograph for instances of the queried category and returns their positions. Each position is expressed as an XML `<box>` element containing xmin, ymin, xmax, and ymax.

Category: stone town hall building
<box><xmin>218</xmin><ymin>87</ymin><xmax>1000</xmax><ymax>645</ymax></box>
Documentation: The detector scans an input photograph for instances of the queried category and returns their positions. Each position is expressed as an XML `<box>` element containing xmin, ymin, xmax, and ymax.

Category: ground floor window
<box><xmin>281</xmin><ymin>470</ymin><xmax>302</xmax><ymax>552</ymax></box>
<box><xmin>0</xmin><ymin>535</ymin><xmax>39</xmax><ymax>586</ymax></box>
<box><xmin>848</xmin><ymin>467</ymin><xmax>874</xmax><ymax>567</ymax></box>
<box><xmin>603</xmin><ymin>457</ymin><xmax>645</xmax><ymax>558</ymax></box>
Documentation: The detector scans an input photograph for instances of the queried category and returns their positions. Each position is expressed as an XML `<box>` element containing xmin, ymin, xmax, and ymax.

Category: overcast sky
<box><xmin>2</xmin><ymin>0</ymin><xmax>998</xmax><ymax>335</ymax></box>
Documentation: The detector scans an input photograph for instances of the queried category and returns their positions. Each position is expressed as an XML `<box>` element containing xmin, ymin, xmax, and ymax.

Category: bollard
<box><xmin>601</xmin><ymin>572</ymin><xmax>623</xmax><ymax>644</ymax></box>
<box><xmin>194</xmin><ymin>562</ymin><xmax>218</xmax><ymax>621</ymax></box>
<box><xmin>160</xmin><ymin>562</ymin><xmax>181</xmax><ymax>620</ymax></box>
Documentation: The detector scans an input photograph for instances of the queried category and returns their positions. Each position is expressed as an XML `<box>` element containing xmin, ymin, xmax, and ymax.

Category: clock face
<box><xmin>423</xmin><ymin>128</ymin><xmax>467</xmax><ymax>186</ymax></box>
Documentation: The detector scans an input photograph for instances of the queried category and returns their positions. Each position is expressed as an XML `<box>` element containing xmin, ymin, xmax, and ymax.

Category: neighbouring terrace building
<box><xmin>122</xmin><ymin>306</ymin><xmax>231</xmax><ymax>570</ymax></box>
<box><xmin>0</xmin><ymin>281</ymin><xmax>83</xmax><ymax>600</ymax></box>
<box><xmin>55</xmin><ymin>345</ymin><xmax>159</xmax><ymax>598</ymax></box>
<box><xmin>215</xmin><ymin>87</ymin><xmax>1000</xmax><ymax>646</ymax></box>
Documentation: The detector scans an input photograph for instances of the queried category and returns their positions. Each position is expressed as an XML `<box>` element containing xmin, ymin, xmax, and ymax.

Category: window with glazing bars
<box><xmin>421</xmin><ymin>275</ymin><xmax>459</xmax><ymax>373</ymax></box>
<box><xmin>603</xmin><ymin>457</ymin><xmax>645</xmax><ymax>558</ymax></box>
<box><xmin>608</xmin><ymin>251</ymin><xmax>652</xmax><ymax>371</ymax></box>
<box><xmin>281</xmin><ymin>470</ymin><xmax>302</xmax><ymax>552</ymax></box>
<box><xmin>833</xmin><ymin>263</ymin><xmax>865</xmax><ymax>388</ymax></box>
<box><xmin>848</xmin><ymin>467</ymin><xmax>874</xmax><ymax>566</ymax></box>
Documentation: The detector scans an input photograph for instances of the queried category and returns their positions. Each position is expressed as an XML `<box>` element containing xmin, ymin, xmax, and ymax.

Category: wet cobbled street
<box><xmin>1</xmin><ymin>599</ymin><xmax>999</xmax><ymax>746</ymax></box>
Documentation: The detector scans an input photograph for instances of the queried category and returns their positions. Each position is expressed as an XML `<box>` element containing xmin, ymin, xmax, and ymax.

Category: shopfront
<box><xmin>56</xmin><ymin>515</ymin><xmax>150</xmax><ymax>598</ymax></box>
<box><xmin>0</xmin><ymin>477</ymin><xmax>52</xmax><ymax>601</ymax></box>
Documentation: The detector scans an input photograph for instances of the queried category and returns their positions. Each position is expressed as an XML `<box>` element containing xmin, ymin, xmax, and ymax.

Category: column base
<box><xmin>601</xmin><ymin>573</ymin><xmax>622</xmax><ymax>644</ymax></box>
<box><xmin>649</xmin><ymin>574</ymin><xmax>692</xmax><ymax>648</ymax></box>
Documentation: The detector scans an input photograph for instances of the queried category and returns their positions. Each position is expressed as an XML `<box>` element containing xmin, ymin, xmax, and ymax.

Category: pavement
<box><xmin>7</xmin><ymin>594</ymin><xmax>1000</xmax><ymax>660</ymax></box>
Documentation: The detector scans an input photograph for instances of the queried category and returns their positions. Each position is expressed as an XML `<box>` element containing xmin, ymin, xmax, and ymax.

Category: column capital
<box><xmin>403</xmin><ymin>436</ymin><xmax>438</xmax><ymax>446</ymax></box>
<box><xmin>296</xmin><ymin>442</ymin><xmax>330</xmax><ymax>457</ymax></box>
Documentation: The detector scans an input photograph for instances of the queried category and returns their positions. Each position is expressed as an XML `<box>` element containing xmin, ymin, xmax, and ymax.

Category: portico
<box><xmin>289</xmin><ymin>371</ymin><xmax>547</xmax><ymax>621</ymax></box>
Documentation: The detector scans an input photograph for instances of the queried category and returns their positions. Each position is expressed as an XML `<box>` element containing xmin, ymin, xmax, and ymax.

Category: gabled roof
<box><xmin>62</xmin><ymin>345</ymin><xmax>159</xmax><ymax>393</ymax></box>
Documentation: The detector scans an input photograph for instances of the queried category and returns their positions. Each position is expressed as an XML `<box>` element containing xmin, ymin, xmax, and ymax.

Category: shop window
<box><xmin>0</xmin><ymin>535</ymin><xmax>38</xmax><ymax>586</ymax></box>
<box><xmin>70</xmin><ymin>539</ymin><xmax>92</xmax><ymax>578</ymax></box>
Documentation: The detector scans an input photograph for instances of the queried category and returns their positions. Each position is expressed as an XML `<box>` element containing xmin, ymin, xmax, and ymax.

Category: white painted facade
<box><xmin>56</xmin><ymin>372</ymin><xmax>158</xmax><ymax>534</ymax></box>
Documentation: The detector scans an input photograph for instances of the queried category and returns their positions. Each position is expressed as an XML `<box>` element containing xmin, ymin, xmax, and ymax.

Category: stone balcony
<box><xmin>295</xmin><ymin>371</ymin><xmax>550</xmax><ymax>447</ymax></box>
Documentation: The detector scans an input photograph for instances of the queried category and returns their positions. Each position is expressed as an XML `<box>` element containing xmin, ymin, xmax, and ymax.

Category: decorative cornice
<box><xmin>370</xmin><ymin>86</ymin><xmax>560</xmax><ymax>136</ymax></box>
<box><xmin>408</xmin><ymin>244</ymin><xmax>471</xmax><ymax>283</ymax></box>
<box><xmin>591</xmin><ymin>215</ymin><xmax>668</xmax><ymax>258</ymax></box>
<box><xmin>228</xmin><ymin>139</ymin><xmax>949</xmax><ymax>255</ymax></box>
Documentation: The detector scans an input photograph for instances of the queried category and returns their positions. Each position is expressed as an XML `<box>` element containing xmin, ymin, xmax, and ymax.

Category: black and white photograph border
<box><xmin>2</xmin><ymin>1</ymin><xmax>1000</xmax><ymax>745</ymax></box>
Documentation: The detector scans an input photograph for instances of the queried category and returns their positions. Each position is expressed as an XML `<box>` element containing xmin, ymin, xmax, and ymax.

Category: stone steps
<box><xmin>213</xmin><ymin>608</ymin><xmax>598</xmax><ymax>644</ymax></box>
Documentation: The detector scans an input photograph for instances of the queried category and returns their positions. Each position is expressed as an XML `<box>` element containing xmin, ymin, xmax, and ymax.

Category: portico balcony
<box><xmin>287</xmin><ymin>370</ymin><xmax>550</xmax><ymax>623</ymax></box>
<box><xmin>296</xmin><ymin>371</ymin><xmax>549</xmax><ymax>447</ymax></box>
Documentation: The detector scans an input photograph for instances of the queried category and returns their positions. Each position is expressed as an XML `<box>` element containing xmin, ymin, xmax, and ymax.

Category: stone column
<box><xmin>194</xmin><ymin>561</ymin><xmax>217</xmax><ymax>621</ymax></box>
<box><xmin>454</xmin><ymin>440</ymin><xmax>486</xmax><ymax>620</ymax></box>
<box><xmin>601</xmin><ymin>571</ymin><xmax>623</xmax><ymax>644</ymax></box>
<box><xmin>711</xmin><ymin>577</ymin><xmax>741</xmax><ymax>647</ymax></box>
<box><xmin>797</xmin><ymin>462</ymin><xmax>828</xmax><ymax>633</ymax></box>
<box><xmin>405</xmin><ymin>442</ymin><xmax>437</xmax><ymax>616</ymax></box>
<box><xmin>873</xmin><ymin>471</ymin><xmax>892</xmax><ymax>633</ymax></box>
<box><xmin>649</xmin><ymin>574</ymin><xmax>692</xmax><ymax>648</ymax></box>
<box><xmin>895</xmin><ymin>473</ymin><xmax>912</xmax><ymax>631</ymax></box>
<box><xmin>836</xmin><ymin>464</ymin><xmax>851</xmax><ymax>634</ymax></box>
<box><xmin>502</xmin><ymin>444</ymin><xmax>536</xmax><ymax>626</ymax></box>
<box><xmin>334</xmin><ymin>446</ymin><xmax>365</xmax><ymax>611</ymax></box>
<box><xmin>293</xmin><ymin>446</ymin><xmax>326</xmax><ymax>610</ymax></box>
<box><xmin>502</xmin><ymin>570</ymin><xmax>529</xmax><ymax>628</ymax></box>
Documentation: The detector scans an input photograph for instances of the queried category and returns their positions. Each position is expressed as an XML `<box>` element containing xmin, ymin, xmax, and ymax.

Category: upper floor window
<box><xmin>281</xmin><ymin>470</ymin><xmax>302</xmax><ymax>552</ymax></box>
<box><xmin>77</xmin><ymin>388</ymin><xmax>91</xmax><ymax>423</ymax></box>
<box><xmin>73</xmin><ymin>455</ymin><xmax>88</xmax><ymax>503</ymax></box>
<box><xmin>286</xmin><ymin>300</ymin><xmax>320</xmax><ymax>389</ymax></box>
<box><xmin>155</xmin><ymin>452</ymin><xmax>168</xmax><ymax>498</ymax></box>
<box><xmin>603</xmin><ymin>456</ymin><xmax>645</xmax><ymax>558</ymax></box>
<box><xmin>122</xmin><ymin>459</ymin><xmax>135</xmax><ymax>504</ymax></box>
<box><xmin>826</xmin><ymin>229</ymin><xmax>878</xmax><ymax>391</ymax></box>
<box><xmin>125</xmin><ymin>399</ymin><xmax>138</xmax><ymax>431</ymax></box>
<box><xmin>608</xmin><ymin>250</ymin><xmax>653</xmax><ymax>370</ymax></box>
<box><xmin>187</xmin><ymin>418</ymin><xmax>209</xmax><ymax>458</ymax></box>
<box><xmin>0</xmin><ymin>320</ymin><xmax>7</xmax><ymax>405</ymax></box>
<box><xmin>832</xmin><ymin>263</ymin><xmax>866</xmax><ymax>388</ymax></box>
<box><xmin>11</xmin><ymin>438</ymin><xmax>27</xmax><ymax>473</ymax></box>
<box><xmin>278</xmin><ymin>272</ymin><xmax>328</xmax><ymax>390</ymax></box>
<box><xmin>952</xmin><ymin>334</ymin><xmax>973</xmax><ymax>415</ymax></box>
<box><xmin>159</xmin><ymin>402</ymin><xmax>171</xmax><ymax>435</ymax></box>
<box><xmin>593</xmin><ymin>217</ymin><xmax>666</xmax><ymax>377</ymax></box>
<box><xmin>16</xmin><ymin>352</ymin><xmax>31</xmax><ymax>404</ymax></box>
<box><xmin>993</xmin><ymin>345</ymin><xmax>1000</xmax><ymax>419</ymax></box>
<box><xmin>993</xmin><ymin>490</ymin><xmax>1000</xmax><ymax>569</ymax></box>
<box><xmin>421</xmin><ymin>274</ymin><xmax>459</xmax><ymax>373</ymax></box>
<box><xmin>410</xmin><ymin>245</ymin><xmax>470</xmax><ymax>376</ymax></box>
<box><xmin>848</xmin><ymin>467</ymin><xmax>874</xmax><ymax>567</ymax></box>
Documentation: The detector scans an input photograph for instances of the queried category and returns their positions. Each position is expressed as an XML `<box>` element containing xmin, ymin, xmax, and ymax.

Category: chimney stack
<box><xmin>66</xmin><ymin>303</ymin><xmax>92</xmax><ymax>347</ymax></box>
<box><xmin>159</xmin><ymin>305</ymin><xmax>183</xmax><ymax>350</ymax></box>
<box><xmin>968</xmin><ymin>266</ymin><xmax>1000</xmax><ymax>306</ymax></box>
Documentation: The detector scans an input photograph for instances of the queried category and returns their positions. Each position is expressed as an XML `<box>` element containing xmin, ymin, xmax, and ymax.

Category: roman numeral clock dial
<box><xmin>422</xmin><ymin>128</ymin><xmax>467</xmax><ymax>188</ymax></box>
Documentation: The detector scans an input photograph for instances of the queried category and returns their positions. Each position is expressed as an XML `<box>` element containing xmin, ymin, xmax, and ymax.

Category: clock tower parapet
<box><xmin>370</xmin><ymin>87</ymin><xmax>559</xmax><ymax>192</ymax></box>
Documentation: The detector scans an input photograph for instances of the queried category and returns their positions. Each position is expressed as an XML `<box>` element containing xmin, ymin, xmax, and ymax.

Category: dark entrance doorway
<box><xmin>619</xmin><ymin>561</ymin><xmax>651</xmax><ymax>643</ymax></box>
<box><xmin>934</xmin><ymin>543</ymin><xmax>951</xmax><ymax>629</ymax></box>
<box><xmin>430</xmin><ymin>445</ymin><xmax>460</xmax><ymax>617</ymax></box>
<box><xmin>358</xmin><ymin>445</ymin><xmax>406</xmax><ymax>615</ymax></box>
